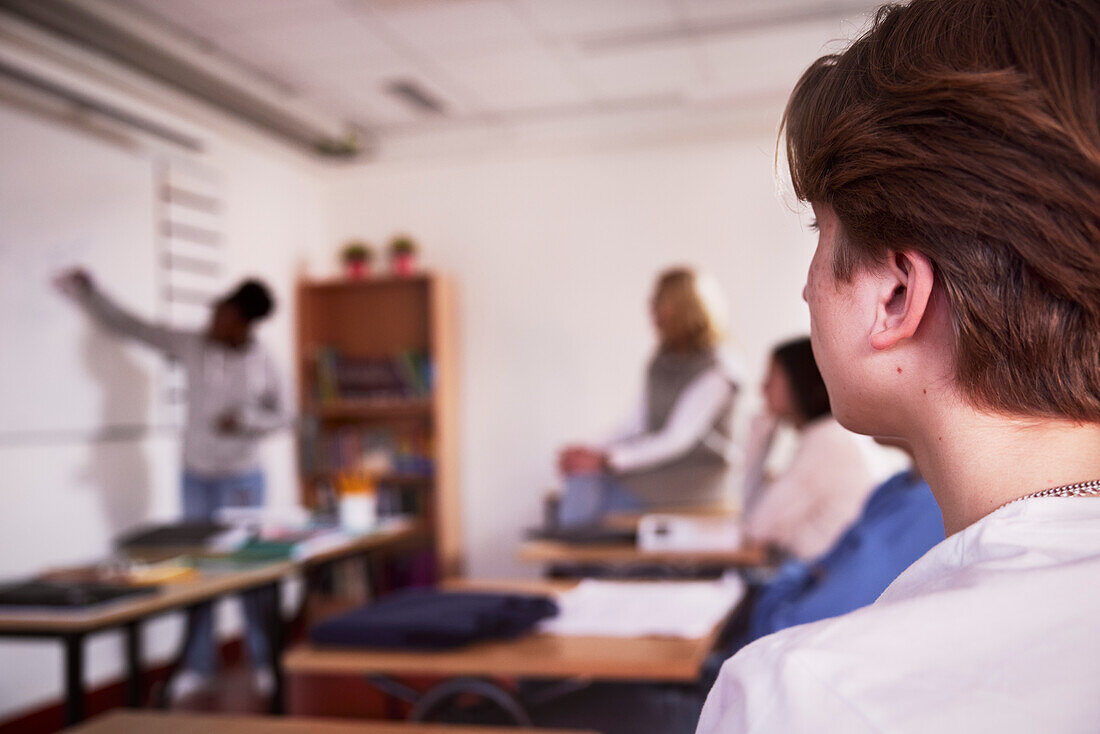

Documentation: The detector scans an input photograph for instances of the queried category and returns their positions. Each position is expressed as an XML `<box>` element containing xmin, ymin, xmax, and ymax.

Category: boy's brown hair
<box><xmin>782</xmin><ymin>0</ymin><xmax>1100</xmax><ymax>421</ymax></box>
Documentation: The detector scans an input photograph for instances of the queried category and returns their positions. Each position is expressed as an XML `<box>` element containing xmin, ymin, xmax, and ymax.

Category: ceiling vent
<box><xmin>386</xmin><ymin>79</ymin><xmax>447</xmax><ymax>116</ymax></box>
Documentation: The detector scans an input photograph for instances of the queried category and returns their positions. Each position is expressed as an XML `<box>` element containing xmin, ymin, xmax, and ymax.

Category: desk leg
<box><xmin>124</xmin><ymin>621</ymin><xmax>143</xmax><ymax>707</ymax></box>
<box><xmin>62</xmin><ymin>633</ymin><xmax>86</xmax><ymax>725</ymax></box>
<box><xmin>156</xmin><ymin>602</ymin><xmax>204</xmax><ymax>709</ymax></box>
<box><xmin>263</xmin><ymin>582</ymin><xmax>285</xmax><ymax>715</ymax></box>
<box><xmin>292</xmin><ymin>563</ymin><xmax>326</xmax><ymax>633</ymax></box>
<box><xmin>409</xmin><ymin>676</ymin><xmax>532</xmax><ymax>726</ymax></box>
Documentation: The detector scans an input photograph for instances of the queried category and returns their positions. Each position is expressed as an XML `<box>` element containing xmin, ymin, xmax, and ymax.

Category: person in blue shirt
<box><xmin>745</xmin><ymin>445</ymin><xmax>944</xmax><ymax>643</ymax></box>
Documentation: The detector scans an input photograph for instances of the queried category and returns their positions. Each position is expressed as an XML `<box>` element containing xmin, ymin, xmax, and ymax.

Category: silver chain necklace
<box><xmin>998</xmin><ymin>479</ymin><xmax>1100</xmax><ymax>510</ymax></box>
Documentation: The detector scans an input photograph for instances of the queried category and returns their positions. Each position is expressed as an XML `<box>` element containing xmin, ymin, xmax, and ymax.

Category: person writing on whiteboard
<box><xmin>556</xmin><ymin>267</ymin><xmax>740</xmax><ymax>526</ymax></box>
<box><xmin>55</xmin><ymin>268</ymin><xmax>285</xmax><ymax>700</ymax></box>
<box><xmin>698</xmin><ymin>1</ymin><xmax>1100</xmax><ymax>730</ymax></box>
<box><xmin>740</xmin><ymin>337</ymin><xmax>877</xmax><ymax>561</ymax></box>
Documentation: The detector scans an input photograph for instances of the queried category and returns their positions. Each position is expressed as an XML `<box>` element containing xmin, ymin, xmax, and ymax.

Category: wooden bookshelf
<box><xmin>297</xmin><ymin>273</ymin><xmax>462</xmax><ymax>579</ymax></box>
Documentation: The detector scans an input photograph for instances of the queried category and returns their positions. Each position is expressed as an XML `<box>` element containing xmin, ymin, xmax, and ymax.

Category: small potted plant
<box><xmin>388</xmin><ymin>235</ymin><xmax>418</xmax><ymax>276</ymax></box>
<box><xmin>340</xmin><ymin>240</ymin><xmax>374</xmax><ymax>279</ymax></box>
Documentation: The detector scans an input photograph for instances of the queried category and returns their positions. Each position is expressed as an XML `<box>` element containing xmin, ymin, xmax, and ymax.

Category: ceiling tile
<box><xmin>446</xmin><ymin>47</ymin><xmax>590</xmax><ymax>113</ymax></box>
<box><xmin>516</xmin><ymin>0</ymin><xmax>679</xmax><ymax>39</ymax></box>
<box><xmin>698</xmin><ymin>19</ymin><xmax>845</xmax><ymax>99</ymax></box>
<box><xmin>180</xmin><ymin>0</ymin><xmax>348</xmax><ymax>29</ymax></box>
<box><xmin>575</xmin><ymin>42</ymin><xmax>698</xmax><ymax>100</ymax></box>
<box><xmin>372</xmin><ymin>0</ymin><xmax>537</xmax><ymax>59</ymax></box>
<box><xmin>211</xmin><ymin>17</ymin><xmax>400</xmax><ymax>64</ymax></box>
<box><xmin>680</xmin><ymin>0</ymin><xmax>840</xmax><ymax>24</ymax></box>
<box><xmin>111</xmin><ymin>0</ymin><xmax>219</xmax><ymax>34</ymax></box>
<box><xmin>116</xmin><ymin>0</ymin><xmax>348</xmax><ymax>34</ymax></box>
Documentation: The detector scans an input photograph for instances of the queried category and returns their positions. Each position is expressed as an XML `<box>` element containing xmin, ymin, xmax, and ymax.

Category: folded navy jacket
<box><xmin>309</xmin><ymin>588</ymin><xmax>560</xmax><ymax>650</ymax></box>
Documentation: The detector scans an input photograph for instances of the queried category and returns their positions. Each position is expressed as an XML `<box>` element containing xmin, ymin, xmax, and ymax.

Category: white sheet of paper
<box><xmin>539</xmin><ymin>576</ymin><xmax>746</xmax><ymax>639</ymax></box>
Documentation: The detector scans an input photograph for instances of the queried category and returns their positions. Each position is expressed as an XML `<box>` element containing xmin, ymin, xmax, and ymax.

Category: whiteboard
<box><xmin>0</xmin><ymin>101</ymin><xmax>164</xmax><ymax>438</ymax></box>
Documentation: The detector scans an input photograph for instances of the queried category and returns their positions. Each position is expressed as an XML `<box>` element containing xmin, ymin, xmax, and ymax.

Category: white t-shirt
<box><xmin>697</xmin><ymin>496</ymin><xmax>1100</xmax><ymax>733</ymax></box>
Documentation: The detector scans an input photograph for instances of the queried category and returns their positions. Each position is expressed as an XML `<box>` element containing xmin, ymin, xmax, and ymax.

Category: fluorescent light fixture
<box><xmin>0</xmin><ymin>0</ymin><xmax>365</xmax><ymax>157</ymax></box>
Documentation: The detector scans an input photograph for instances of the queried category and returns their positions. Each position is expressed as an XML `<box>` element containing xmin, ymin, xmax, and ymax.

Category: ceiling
<box><xmin>107</xmin><ymin>0</ymin><xmax>878</xmax><ymax>147</ymax></box>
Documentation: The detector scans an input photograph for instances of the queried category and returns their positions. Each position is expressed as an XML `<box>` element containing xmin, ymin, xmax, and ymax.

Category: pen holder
<box><xmin>339</xmin><ymin>493</ymin><xmax>377</xmax><ymax>534</ymax></box>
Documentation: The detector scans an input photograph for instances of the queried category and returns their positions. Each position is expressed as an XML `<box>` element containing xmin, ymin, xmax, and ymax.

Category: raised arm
<box><xmin>55</xmin><ymin>268</ymin><xmax>192</xmax><ymax>358</ymax></box>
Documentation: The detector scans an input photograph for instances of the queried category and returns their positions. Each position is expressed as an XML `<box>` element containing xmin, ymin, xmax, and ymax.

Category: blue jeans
<box><xmin>181</xmin><ymin>470</ymin><xmax>269</xmax><ymax>675</ymax></box>
<box><xmin>558</xmin><ymin>473</ymin><xmax>642</xmax><ymax>527</ymax></box>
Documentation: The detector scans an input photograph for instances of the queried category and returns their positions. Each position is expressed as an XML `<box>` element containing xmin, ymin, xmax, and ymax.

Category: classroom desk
<box><xmin>284</xmin><ymin>578</ymin><xmax>738</xmax><ymax>726</ymax></box>
<box><xmin>0</xmin><ymin>522</ymin><xmax>415</xmax><ymax>727</ymax></box>
<box><xmin>518</xmin><ymin>539</ymin><xmax>768</xmax><ymax>569</ymax></box>
<box><xmin>62</xmin><ymin>710</ymin><xmax>596</xmax><ymax>734</ymax></box>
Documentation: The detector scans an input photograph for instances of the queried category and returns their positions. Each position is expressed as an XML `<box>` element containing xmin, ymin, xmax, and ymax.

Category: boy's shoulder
<box><xmin>700</xmin><ymin>501</ymin><xmax>1100</xmax><ymax>733</ymax></box>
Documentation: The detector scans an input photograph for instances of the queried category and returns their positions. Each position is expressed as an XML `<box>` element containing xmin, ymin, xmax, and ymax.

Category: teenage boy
<box><xmin>57</xmin><ymin>269</ymin><xmax>285</xmax><ymax>698</ymax></box>
<box><xmin>698</xmin><ymin>0</ymin><xmax>1100</xmax><ymax>731</ymax></box>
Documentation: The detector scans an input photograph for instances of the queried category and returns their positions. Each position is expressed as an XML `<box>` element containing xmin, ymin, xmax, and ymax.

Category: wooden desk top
<box><xmin>518</xmin><ymin>539</ymin><xmax>768</xmax><ymax>567</ymax></box>
<box><xmin>63</xmin><ymin>711</ymin><xmax>596</xmax><ymax>734</ymax></box>
<box><xmin>0</xmin><ymin>523</ymin><xmax>415</xmax><ymax>635</ymax></box>
<box><xmin>284</xmin><ymin>579</ymin><xmax>730</xmax><ymax>683</ymax></box>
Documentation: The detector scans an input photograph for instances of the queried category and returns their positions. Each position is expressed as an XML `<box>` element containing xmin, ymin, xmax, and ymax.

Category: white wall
<box><xmin>322</xmin><ymin>132</ymin><xmax>821</xmax><ymax>578</ymax></box>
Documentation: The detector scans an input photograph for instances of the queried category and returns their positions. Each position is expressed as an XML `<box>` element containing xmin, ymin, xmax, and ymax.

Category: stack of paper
<box><xmin>539</xmin><ymin>577</ymin><xmax>745</xmax><ymax>639</ymax></box>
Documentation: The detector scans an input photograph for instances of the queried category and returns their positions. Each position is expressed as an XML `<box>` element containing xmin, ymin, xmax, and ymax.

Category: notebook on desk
<box><xmin>116</xmin><ymin>521</ymin><xmax>232</xmax><ymax>549</ymax></box>
<box><xmin>0</xmin><ymin>580</ymin><xmax>157</xmax><ymax>609</ymax></box>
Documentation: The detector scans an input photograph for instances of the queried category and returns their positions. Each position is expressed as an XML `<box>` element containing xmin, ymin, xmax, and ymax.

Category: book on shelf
<box><xmin>314</xmin><ymin>346</ymin><xmax>433</xmax><ymax>403</ymax></box>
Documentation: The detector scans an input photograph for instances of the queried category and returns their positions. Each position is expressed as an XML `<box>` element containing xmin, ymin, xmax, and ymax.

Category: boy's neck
<box><xmin>911</xmin><ymin>405</ymin><xmax>1100</xmax><ymax>535</ymax></box>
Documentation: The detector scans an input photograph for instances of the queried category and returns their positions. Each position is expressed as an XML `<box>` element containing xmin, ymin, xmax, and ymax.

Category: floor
<box><xmin>172</xmin><ymin>666</ymin><xmax>269</xmax><ymax>715</ymax></box>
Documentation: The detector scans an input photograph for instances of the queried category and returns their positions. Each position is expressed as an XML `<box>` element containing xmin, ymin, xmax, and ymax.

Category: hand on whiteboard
<box><xmin>215</xmin><ymin>410</ymin><xmax>243</xmax><ymax>436</ymax></box>
<box><xmin>54</xmin><ymin>268</ymin><xmax>95</xmax><ymax>299</ymax></box>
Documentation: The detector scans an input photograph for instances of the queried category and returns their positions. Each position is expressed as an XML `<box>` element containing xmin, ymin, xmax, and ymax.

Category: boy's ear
<box><xmin>868</xmin><ymin>251</ymin><xmax>935</xmax><ymax>351</ymax></box>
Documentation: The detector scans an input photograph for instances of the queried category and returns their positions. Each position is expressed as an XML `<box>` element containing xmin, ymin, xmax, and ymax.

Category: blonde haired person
<box><xmin>557</xmin><ymin>267</ymin><xmax>741</xmax><ymax>526</ymax></box>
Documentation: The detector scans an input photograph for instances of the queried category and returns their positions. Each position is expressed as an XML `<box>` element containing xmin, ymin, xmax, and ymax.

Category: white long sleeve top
<box><xmin>76</xmin><ymin>287</ymin><xmax>287</xmax><ymax>476</ymax></box>
<box><xmin>742</xmin><ymin>414</ymin><xmax>876</xmax><ymax>561</ymax></box>
<box><xmin>603</xmin><ymin>366</ymin><xmax>737</xmax><ymax>473</ymax></box>
<box><xmin>698</xmin><ymin>497</ymin><xmax>1100</xmax><ymax>734</ymax></box>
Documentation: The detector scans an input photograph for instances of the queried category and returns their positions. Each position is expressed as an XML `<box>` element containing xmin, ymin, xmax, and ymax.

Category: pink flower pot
<box><xmin>345</xmin><ymin>260</ymin><xmax>370</xmax><ymax>279</ymax></box>
<box><xmin>392</xmin><ymin>253</ymin><xmax>416</xmax><ymax>276</ymax></box>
